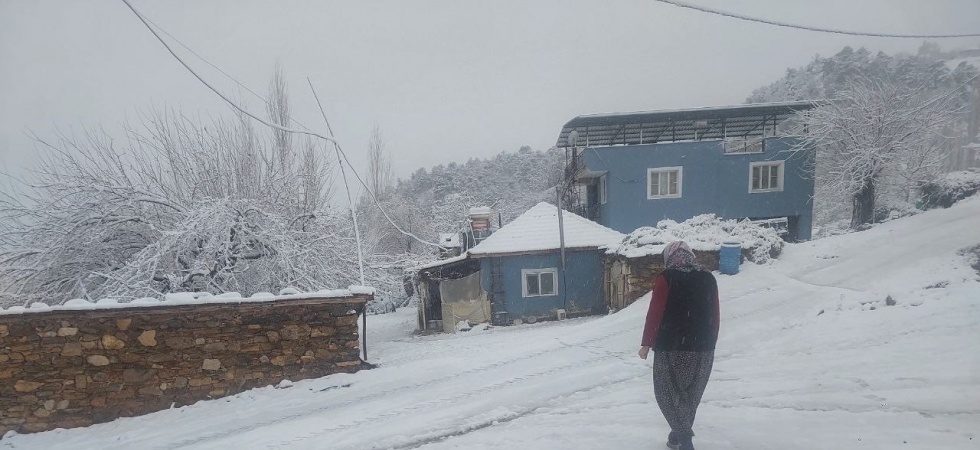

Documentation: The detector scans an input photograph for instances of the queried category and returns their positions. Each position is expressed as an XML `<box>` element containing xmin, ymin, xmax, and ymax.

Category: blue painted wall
<box><xmin>582</xmin><ymin>137</ymin><xmax>814</xmax><ymax>240</ymax></box>
<box><xmin>479</xmin><ymin>250</ymin><xmax>606</xmax><ymax>321</ymax></box>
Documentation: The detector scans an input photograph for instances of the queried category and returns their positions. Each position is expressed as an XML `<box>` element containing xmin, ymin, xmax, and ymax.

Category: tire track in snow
<box><xmin>266</xmin><ymin>348</ymin><xmax>635</xmax><ymax>448</ymax></box>
<box><xmin>383</xmin><ymin>372</ymin><xmax>648</xmax><ymax>450</ymax></box>
<box><xmin>703</xmin><ymin>398</ymin><xmax>980</xmax><ymax>417</ymax></box>
<box><xmin>163</xmin><ymin>326</ymin><xmax>636</xmax><ymax>450</ymax></box>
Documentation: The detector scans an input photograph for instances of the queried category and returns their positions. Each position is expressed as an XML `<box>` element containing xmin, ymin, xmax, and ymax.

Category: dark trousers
<box><xmin>653</xmin><ymin>350</ymin><xmax>715</xmax><ymax>436</ymax></box>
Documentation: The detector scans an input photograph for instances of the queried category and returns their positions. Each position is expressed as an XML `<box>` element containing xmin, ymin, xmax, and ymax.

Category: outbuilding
<box><xmin>414</xmin><ymin>202</ymin><xmax>624</xmax><ymax>332</ymax></box>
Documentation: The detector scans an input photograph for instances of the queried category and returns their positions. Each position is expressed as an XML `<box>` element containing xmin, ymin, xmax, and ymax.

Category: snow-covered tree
<box><xmin>366</xmin><ymin>125</ymin><xmax>393</xmax><ymax>201</ymax></box>
<box><xmin>753</xmin><ymin>44</ymin><xmax>978</xmax><ymax>230</ymax></box>
<box><xmin>800</xmin><ymin>79</ymin><xmax>959</xmax><ymax>228</ymax></box>
<box><xmin>0</xmin><ymin>72</ymin><xmax>360</xmax><ymax>307</ymax></box>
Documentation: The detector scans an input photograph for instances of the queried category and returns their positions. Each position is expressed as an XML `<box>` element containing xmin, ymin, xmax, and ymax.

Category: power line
<box><xmin>653</xmin><ymin>0</ymin><xmax>980</xmax><ymax>39</ymax></box>
<box><xmin>137</xmin><ymin>16</ymin><xmax>314</xmax><ymax>129</ymax></box>
<box><xmin>308</xmin><ymin>79</ymin><xmax>367</xmax><ymax>286</ymax></box>
<box><xmin>120</xmin><ymin>0</ymin><xmax>338</xmax><ymax>145</ymax></box>
<box><xmin>923</xmin><ymin>71</ymin><xmax>980</xmax><ymax>107</ymax></box>
<box><xmin>139</xmin><ymin>16</ymin><xmax>315</xmax><ymax>133</ymax></box>
<box><xmin>119</xmin><ymin>0</ymin><xmax>445</xmax><ymax>251</ymax></box>
<box><xmin>308</xmin><ymin>79</ymin><xmax>443</xmax><ymax>250</ymax></box>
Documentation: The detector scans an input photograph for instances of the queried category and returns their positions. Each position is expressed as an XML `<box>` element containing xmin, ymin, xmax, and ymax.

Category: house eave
<box><xmin>469</xmin><ymin>246</ymin><xmax>605</xmax><ymax>259</ymax></box>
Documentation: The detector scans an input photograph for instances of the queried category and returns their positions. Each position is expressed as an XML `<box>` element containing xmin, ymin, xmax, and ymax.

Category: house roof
<box><xmin>413</xmin><ymin>252</ymin><xmax>469</xmax><ymax>271</ymax></box>
<box><xmin>468</xmin><ymin>202</ymin><xmax>625</xmax><ymax>257</ymax></box>
<box><xmin>555</xmin><ymin>101</ymin><xmax>818</xmax><ymax>148</ymax></box>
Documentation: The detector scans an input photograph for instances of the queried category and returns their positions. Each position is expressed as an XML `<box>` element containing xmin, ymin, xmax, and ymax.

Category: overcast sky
<box><xmin>2</xmin><ymin>0</ymin><xmax>979</xmax><ymax>183</ymax></box>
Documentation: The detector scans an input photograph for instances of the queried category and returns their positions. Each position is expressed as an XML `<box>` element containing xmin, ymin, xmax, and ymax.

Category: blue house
<box><xmin>413</xmin><ymin>203</ymin><xmax>624</xmax><ymax>332</ymax></box>
<box><xmin>556</xmin><ymin>101</ymin><xmax>817</xmax><ymax>241</ymax></box>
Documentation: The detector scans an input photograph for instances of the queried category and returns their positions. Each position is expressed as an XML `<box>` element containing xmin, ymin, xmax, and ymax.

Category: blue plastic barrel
<box><xmin>719</xmin><ymin>241</ymin><xmax>742</xmax><ymax>275</ymax></box>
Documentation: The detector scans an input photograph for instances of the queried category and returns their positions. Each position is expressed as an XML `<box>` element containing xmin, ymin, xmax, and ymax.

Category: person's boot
<box><xmin>666</xmin><ymin>431</ymin><xmax>680</xmax><ymax>449</ymax></box>
<box><xmin>678</xmin><ymin>433</ymin><xmax>695</xmax><ymax>450</ymax></box>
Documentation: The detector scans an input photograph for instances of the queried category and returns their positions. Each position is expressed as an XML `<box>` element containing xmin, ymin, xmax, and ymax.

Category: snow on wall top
<box><xmin>0</xmin><ymin>286</ymin><xmax>375</xmax><ymax>316</ymax></box>
<box><xmin>606</xmin><ymin>214</ymin><xmax>782</xmax><ymax>261</ymax></box>
<box><xmin>468</xmin><ymin>202</ymin><xmax>625</xmax><ymax>256</ymax></box>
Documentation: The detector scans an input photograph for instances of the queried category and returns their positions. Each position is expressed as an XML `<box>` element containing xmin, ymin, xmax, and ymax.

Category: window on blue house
<box><xmin>750</xmin><ymin>161</ymin><xmax>784</xmax><ymax>193</ymax></box>
<box><xmin>647</xmin><ymin>167</ymin><xmax>682</xmax><ymax>199</ymax></box>
<box><xmin>522</xmin><ymin>268</ymin><xmax>557</xmax><ymax>297</ymax></box>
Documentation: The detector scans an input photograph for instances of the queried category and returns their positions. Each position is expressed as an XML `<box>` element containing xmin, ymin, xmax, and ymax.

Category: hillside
<box><xmin>6</xmin><ymin>197</ymin><xmax>979</xmax><ymax>449</ymax></box>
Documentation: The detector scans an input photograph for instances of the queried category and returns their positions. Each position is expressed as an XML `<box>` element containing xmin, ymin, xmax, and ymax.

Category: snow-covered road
<box><xmin>6</xmin><ymin>198</ymin><xmax>980</xmax><ymax>450</ymax></box>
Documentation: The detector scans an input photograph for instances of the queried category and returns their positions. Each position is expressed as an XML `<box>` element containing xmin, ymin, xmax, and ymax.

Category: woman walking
<box><xmin>638</xmin><ymin>241</ymin><xmax>720</xmax><ymax>450</ymax></box>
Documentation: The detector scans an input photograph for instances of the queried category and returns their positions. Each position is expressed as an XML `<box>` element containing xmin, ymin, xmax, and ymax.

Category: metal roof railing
<box><xmin>555</xmin><ymin>101</ymin><xmax>818</xmax><ymax>148</ymax></box>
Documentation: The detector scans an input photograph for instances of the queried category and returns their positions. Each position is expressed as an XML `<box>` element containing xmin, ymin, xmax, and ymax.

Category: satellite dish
<box><xmin>567</xmin><ymin>130</ymin><xmax>579</xmax><ymax>147</ymax></box>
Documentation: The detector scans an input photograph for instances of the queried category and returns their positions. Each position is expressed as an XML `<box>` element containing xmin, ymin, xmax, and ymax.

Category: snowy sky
<box><xmin>2</xmin><ymin>0</ymin><xmax>979</xmax><ymax>182</ymax></box>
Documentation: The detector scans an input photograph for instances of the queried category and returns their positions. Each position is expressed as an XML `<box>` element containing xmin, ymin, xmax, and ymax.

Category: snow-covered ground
<box><xmin>5</xmin><ymin>198</ymin><xmax>980</xmax><ymax>450</ymax></box>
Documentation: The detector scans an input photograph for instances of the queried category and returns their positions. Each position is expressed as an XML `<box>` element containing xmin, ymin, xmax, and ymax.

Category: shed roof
<box><xmin>555</xmin><ymin>101</ymin><xmax>817</xmax><ymax>148</ymax></box>
<box><xmin>468</xmin><ymin>202</ymin><xmax>625</xmax><ymax>257</ymax></box>
<box><xmin>413</xmin><ymin>252</ymin><xmax>469</xmax><ymax>271</ymax></box>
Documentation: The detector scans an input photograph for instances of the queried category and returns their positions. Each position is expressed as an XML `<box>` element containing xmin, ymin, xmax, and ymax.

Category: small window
<box><xmin>750</xmin><ymin>161</ymin><xmax>784</xmax><ymax>193</ymax></box>
<box><xmin>750</xmin><ymin>217</ymin><xmax>789</xmax><ymax>235</ymax></box>
<box><xmin>647</xmin><ymin>167</ymin><xmax>682</xmax><ymax>199</ymax></box>
<box><xmin>599</xmin><ymin>175</ymin><xmax>607</xmax><ymax>205</ymax></box>
<box><xmin>522</xmin><ymin>268</ymin><xmax>557</xmax><ymax>297</ymax></box>
<box><xmin>724</xmin><ymin>137</ymin><xmax>764</xmax><ymax>154</ymax></box>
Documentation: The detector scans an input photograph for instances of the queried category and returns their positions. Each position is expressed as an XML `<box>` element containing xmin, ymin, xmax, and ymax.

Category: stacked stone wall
<box><xmin>0</xmin><ymin>294</ymin><xmax>369</xmax><ymax>434</ymax></box>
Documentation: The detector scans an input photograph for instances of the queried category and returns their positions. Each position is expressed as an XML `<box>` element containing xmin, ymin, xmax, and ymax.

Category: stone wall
<box><xmin>0</xmin><ymin>294</ymin><xmax>369</xmax><ymax>435</ymax></box>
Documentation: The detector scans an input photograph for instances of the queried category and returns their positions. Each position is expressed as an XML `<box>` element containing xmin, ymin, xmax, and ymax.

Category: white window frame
<box><xmin>749</xmin><ymin>161</ymin><xmax>785</xmax><ymax>193</ymax></box>
<box><xmin>599</xmin><ymin>175</ymin><xmax>607</xmax><ymax>205</ymax></box>
<box><xmin>521</xmin><ymin>268</ymin><xmax>558</xmax><ymax>298</ymax></box>
<box><xmin>647</xmin><ymin>167</ymin><xmax>683</xmax><ymax>199</ymax></box>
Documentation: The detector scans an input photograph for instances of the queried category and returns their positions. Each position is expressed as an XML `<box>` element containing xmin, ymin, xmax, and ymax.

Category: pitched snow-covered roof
<box><xmin>468</xmin><ymin>202</ymin><xmax>625</xmax><ymax>257</ymax></box>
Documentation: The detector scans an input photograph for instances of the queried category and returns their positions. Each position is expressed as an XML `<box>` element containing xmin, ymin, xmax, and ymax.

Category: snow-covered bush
<box><xmin>918</xmin><ymin>169</ymin><xmax>980</xmax><ymax>209</ymax></box>
<box><xmin>606</xmin><ymin>214</ymin><xmax>783</xmax><ymax>263</ymax></box>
